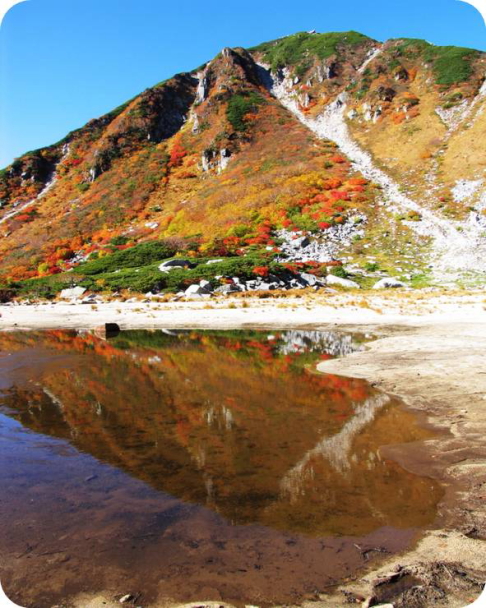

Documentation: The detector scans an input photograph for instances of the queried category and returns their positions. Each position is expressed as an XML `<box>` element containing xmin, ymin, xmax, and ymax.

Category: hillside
<box><xmin>1</xmin><ymin>31</ymin><xmax>485</xmax><ymax>297</ymax></box>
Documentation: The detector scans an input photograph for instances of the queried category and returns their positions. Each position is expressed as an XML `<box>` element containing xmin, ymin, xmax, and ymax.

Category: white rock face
<box><xmin>372</xmin><ymin>278</ymin><xmax>406</xmax><ymax>289</ymax></box>
<box><xmin>258</xmin><ymin>63</ymin><xmax>486</xmax><ymax>278</ymax></box>
<box><xmin>191</xmin><ymin>111</ymin><xmax>199</xmax><ymax>134</ymax></box>
<box><xmin>196</xmin><ymin>72</ymin><xmax>208</xmax><ymax>103</ymax></box>
<box><xmin>326</xmin><ymin>274</ymin><xmax>360</xmax><ymax>289</ymax></box>
<box><xmin>0</xmin><ymin>166</ymin><xmax>60</xmax><ymax>226</ymax></box>
<box><xmin>452</xmin><ymin>179</ymin><xmax>484</xmax><ymax>203</ymax></box>
<box><xmin>201</xmin><ymin>148</ymin><xmax>231</xmax><ymax>173</ymax></box>
<box><xmin>435</xmin><ymin>100</ymin><xmax>470</xmax><ymax>130</ymax></box>
<box><xmin>218</xmin><ymin>148</ymin><xmax>231</xmax><ymax>172</ymax></box>
<box><xmin>357</xmin><ymin>47</ymin><xmax>382</xmax><ymax>74</ymax></box>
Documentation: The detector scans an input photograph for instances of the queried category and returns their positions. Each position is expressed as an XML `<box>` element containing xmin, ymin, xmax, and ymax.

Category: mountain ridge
<box><xmin>1</xmin><ymin>30</ymin><xmax>485</xmax><ymax>294</ymax></box>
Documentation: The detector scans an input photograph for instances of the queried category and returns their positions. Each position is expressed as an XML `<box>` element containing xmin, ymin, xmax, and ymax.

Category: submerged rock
<box><xmin>94</xmin><ymin>323</ymin><xmax>120</xmax><ymax>339</ymax></box>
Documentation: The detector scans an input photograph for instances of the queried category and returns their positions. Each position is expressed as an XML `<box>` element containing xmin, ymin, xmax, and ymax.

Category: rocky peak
<box><xmin>85</xmin><ymin>73</ymin><xmax>198</xmax><ymax>180</ymax></box>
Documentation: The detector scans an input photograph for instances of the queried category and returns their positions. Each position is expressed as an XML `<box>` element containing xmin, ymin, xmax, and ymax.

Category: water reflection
<box><xmin>0</xmin><ymin>329</ymin><xmax>443</xmax><ymax>606</ymax></box>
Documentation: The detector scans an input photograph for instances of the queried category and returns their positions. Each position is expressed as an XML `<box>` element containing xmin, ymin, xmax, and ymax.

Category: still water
<box><xmin>0</xmin><ymin>329</ymin><xmax>442</xmax><ymax>607</ymax></box>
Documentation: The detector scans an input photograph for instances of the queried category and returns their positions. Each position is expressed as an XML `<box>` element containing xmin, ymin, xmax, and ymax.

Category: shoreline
<box><xmin>0</xmin><ymin>290</ymin><xmax>485</xmax><ymax>331</ymax></box>
<box><xmin>315</xmin><ymin>320</ymin><xmax>486</xmax><ymax>607</ymax></box>
<box><xmin>2</xmin><ymin>291</ymin><xmax>486</xmax><ymax>607</ymax></box>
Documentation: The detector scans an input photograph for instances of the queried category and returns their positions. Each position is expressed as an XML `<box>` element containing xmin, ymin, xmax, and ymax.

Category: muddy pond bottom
<box><xmin>0</xmin><ymin>329</ymin><xmax>442</xmax><ymax>607</ymax></box>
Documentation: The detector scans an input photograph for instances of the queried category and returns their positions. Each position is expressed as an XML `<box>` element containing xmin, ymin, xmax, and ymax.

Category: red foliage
<box><xmin>253</xmin><ymin>266</ymin><xmax>269</xmax><ymax>277</ymax></box>
<box><xmin>330</xmin><ymin>190</ymin><xmax>350</xmax><ymax>201</ymax></box>
<box><xmin>322</xmin><ymin>178</ymin><xmax>343</xmax><ymax>190</ymax></box>
<box><xmin>168</xmin><ymin>140</ymin><xmax>187</xmax><ymax>168</ymax></box>
<box><xmin>348</xmin><ymin>177</ymin><xmax>368</xmax><ymax>186</ymax></box>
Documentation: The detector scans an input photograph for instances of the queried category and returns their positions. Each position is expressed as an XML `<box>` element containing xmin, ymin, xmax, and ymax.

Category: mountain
<box><xmin>1</xmin><ymin>31</ymin><xmax>486</xmax><ymax>294</ymax></box>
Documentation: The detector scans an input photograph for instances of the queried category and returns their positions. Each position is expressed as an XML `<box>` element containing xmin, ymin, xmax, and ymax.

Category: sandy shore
<box><xmin>0</xmin><ymin>290</ymin><xmax>485</xmax><ymax>331</ymax></box>
<box><xmin>2</xmin><ymin>290</ymin><xmax>486</xmax><ymax>607</ymax></box>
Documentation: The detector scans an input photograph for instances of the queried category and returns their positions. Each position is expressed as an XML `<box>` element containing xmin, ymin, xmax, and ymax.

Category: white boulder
<box><xmin>159</xmin><ymin>259</ymin><xmax>192</xmax><ymax>272</ymax></box>
<box><xmin>373</xmin><ymin>278</ymin><xmax>406</xmax><ymax>289</ymax></box>
<box><xmin>185</xmin><ymin>283</ymin><xmax>212</xmax><ymax>296</ymax></box>
<box><xmin>326</xmin><ymin>275</ymin><xmax>360</xmax><ymax>289</ymax></box>
<box><xmin>60</xmin><ymin>287</ymin><xmax>86</xmax><ymax>299</ymax></box>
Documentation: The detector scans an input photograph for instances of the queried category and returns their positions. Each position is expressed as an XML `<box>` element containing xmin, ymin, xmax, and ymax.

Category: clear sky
<box><xmin>0</xmin><ymin>0</ymin><xmax>485</xmax><ymax>168</ymax></box>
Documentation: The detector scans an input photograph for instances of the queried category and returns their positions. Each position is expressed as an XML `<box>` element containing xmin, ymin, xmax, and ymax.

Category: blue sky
<box><xmin>0</xmin><ymin>0</ymin><xmax>485</xmax><ymax>168</ymax></box>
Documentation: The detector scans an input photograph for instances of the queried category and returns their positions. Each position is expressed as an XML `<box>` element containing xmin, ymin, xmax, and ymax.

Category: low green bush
<box><xmin>226</xmin><ymin>92</ymin><xmax>265</xmax><ymax>132</ymax></box>
<box><xmin>329</xmin><ymin>265</ymin><xmax>349</xmax><ymax>279</ymax></box>
<box><xmin>77</xmin><ymin>240</ymin><xmax>177</xmax><ymax>275</ymax></box>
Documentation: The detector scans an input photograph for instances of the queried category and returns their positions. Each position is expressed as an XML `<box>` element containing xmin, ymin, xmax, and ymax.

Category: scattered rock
<box><xmin>372</xmin><ymin>278</ymin><xmax>406</xmax><ymax>289</ymax></box>
<box><xmin>215</xmin><ymin>284</ymin><xmax>241</xmax><ymax>294</ymax></box>
<box><xmin>275</xmin><ymin>219</ymin><xmax>366</xmax><ymax>263</ymax></box>
<box><xmin>185</xmin><ymin>283</ymin><xmax>212</xmax><ymax>296</ymax></box>
<box><xmin>119</xmin><ymin>594</ymin><xmax>134</xmax><ymax>604</ymax></box>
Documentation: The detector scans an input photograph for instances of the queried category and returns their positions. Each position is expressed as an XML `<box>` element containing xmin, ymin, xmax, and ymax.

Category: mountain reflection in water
<box><xmin>0</xmin><ymin>329</ymin><xmax>443</xmax><ymax>607</ymax></box>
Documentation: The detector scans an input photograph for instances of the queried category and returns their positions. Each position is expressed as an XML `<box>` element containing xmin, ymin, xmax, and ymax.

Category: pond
<box><xmin>0</xmin><ymin>329</ymin><xmax>443</xmax><ymax>607</ymax></box>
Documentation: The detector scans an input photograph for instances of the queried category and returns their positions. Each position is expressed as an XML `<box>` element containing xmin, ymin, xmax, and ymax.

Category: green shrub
<box><xmin>393</xmin><ymin>39</ymin><xmax>479</xmax><ymax>85</ymax></box>
<box><xmin>427</xmin><ymin>47</ymin><xmax>478</xmax><ymax>85</ymax></box>
<box><xmin>77</xmin><ymin>240</ymin><xmax>177</xmax><ymax>275</ymax></box>
<box><xmin>250</xmin><ymin>31</ymin><xmax>372</xmax><ymax>72</ymax></box>
<box><xmin>226</xmin><ymin>92</ymin><xmax>265</xmax><ymax>132</ymax></box>
<box><xmin>110</xmin><ymin>235</ymin><xmax>130</xmax><ymax>246</ymax></box>
<box><xmin>329</xmin><ymin>265</ymin><xmax>349</xmax><ymax>279</ymax></box>
<box><xmin>81</xmin><ymin>267</ymin><xmax>165</xmax><ymax>293</ymax></box>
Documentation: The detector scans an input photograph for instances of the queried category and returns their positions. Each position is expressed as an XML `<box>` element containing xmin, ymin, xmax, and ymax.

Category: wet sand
<box><xmin>315</xmin><ymin>319</ymin><xmax>486</xmax><ymax>607</ymax></box>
